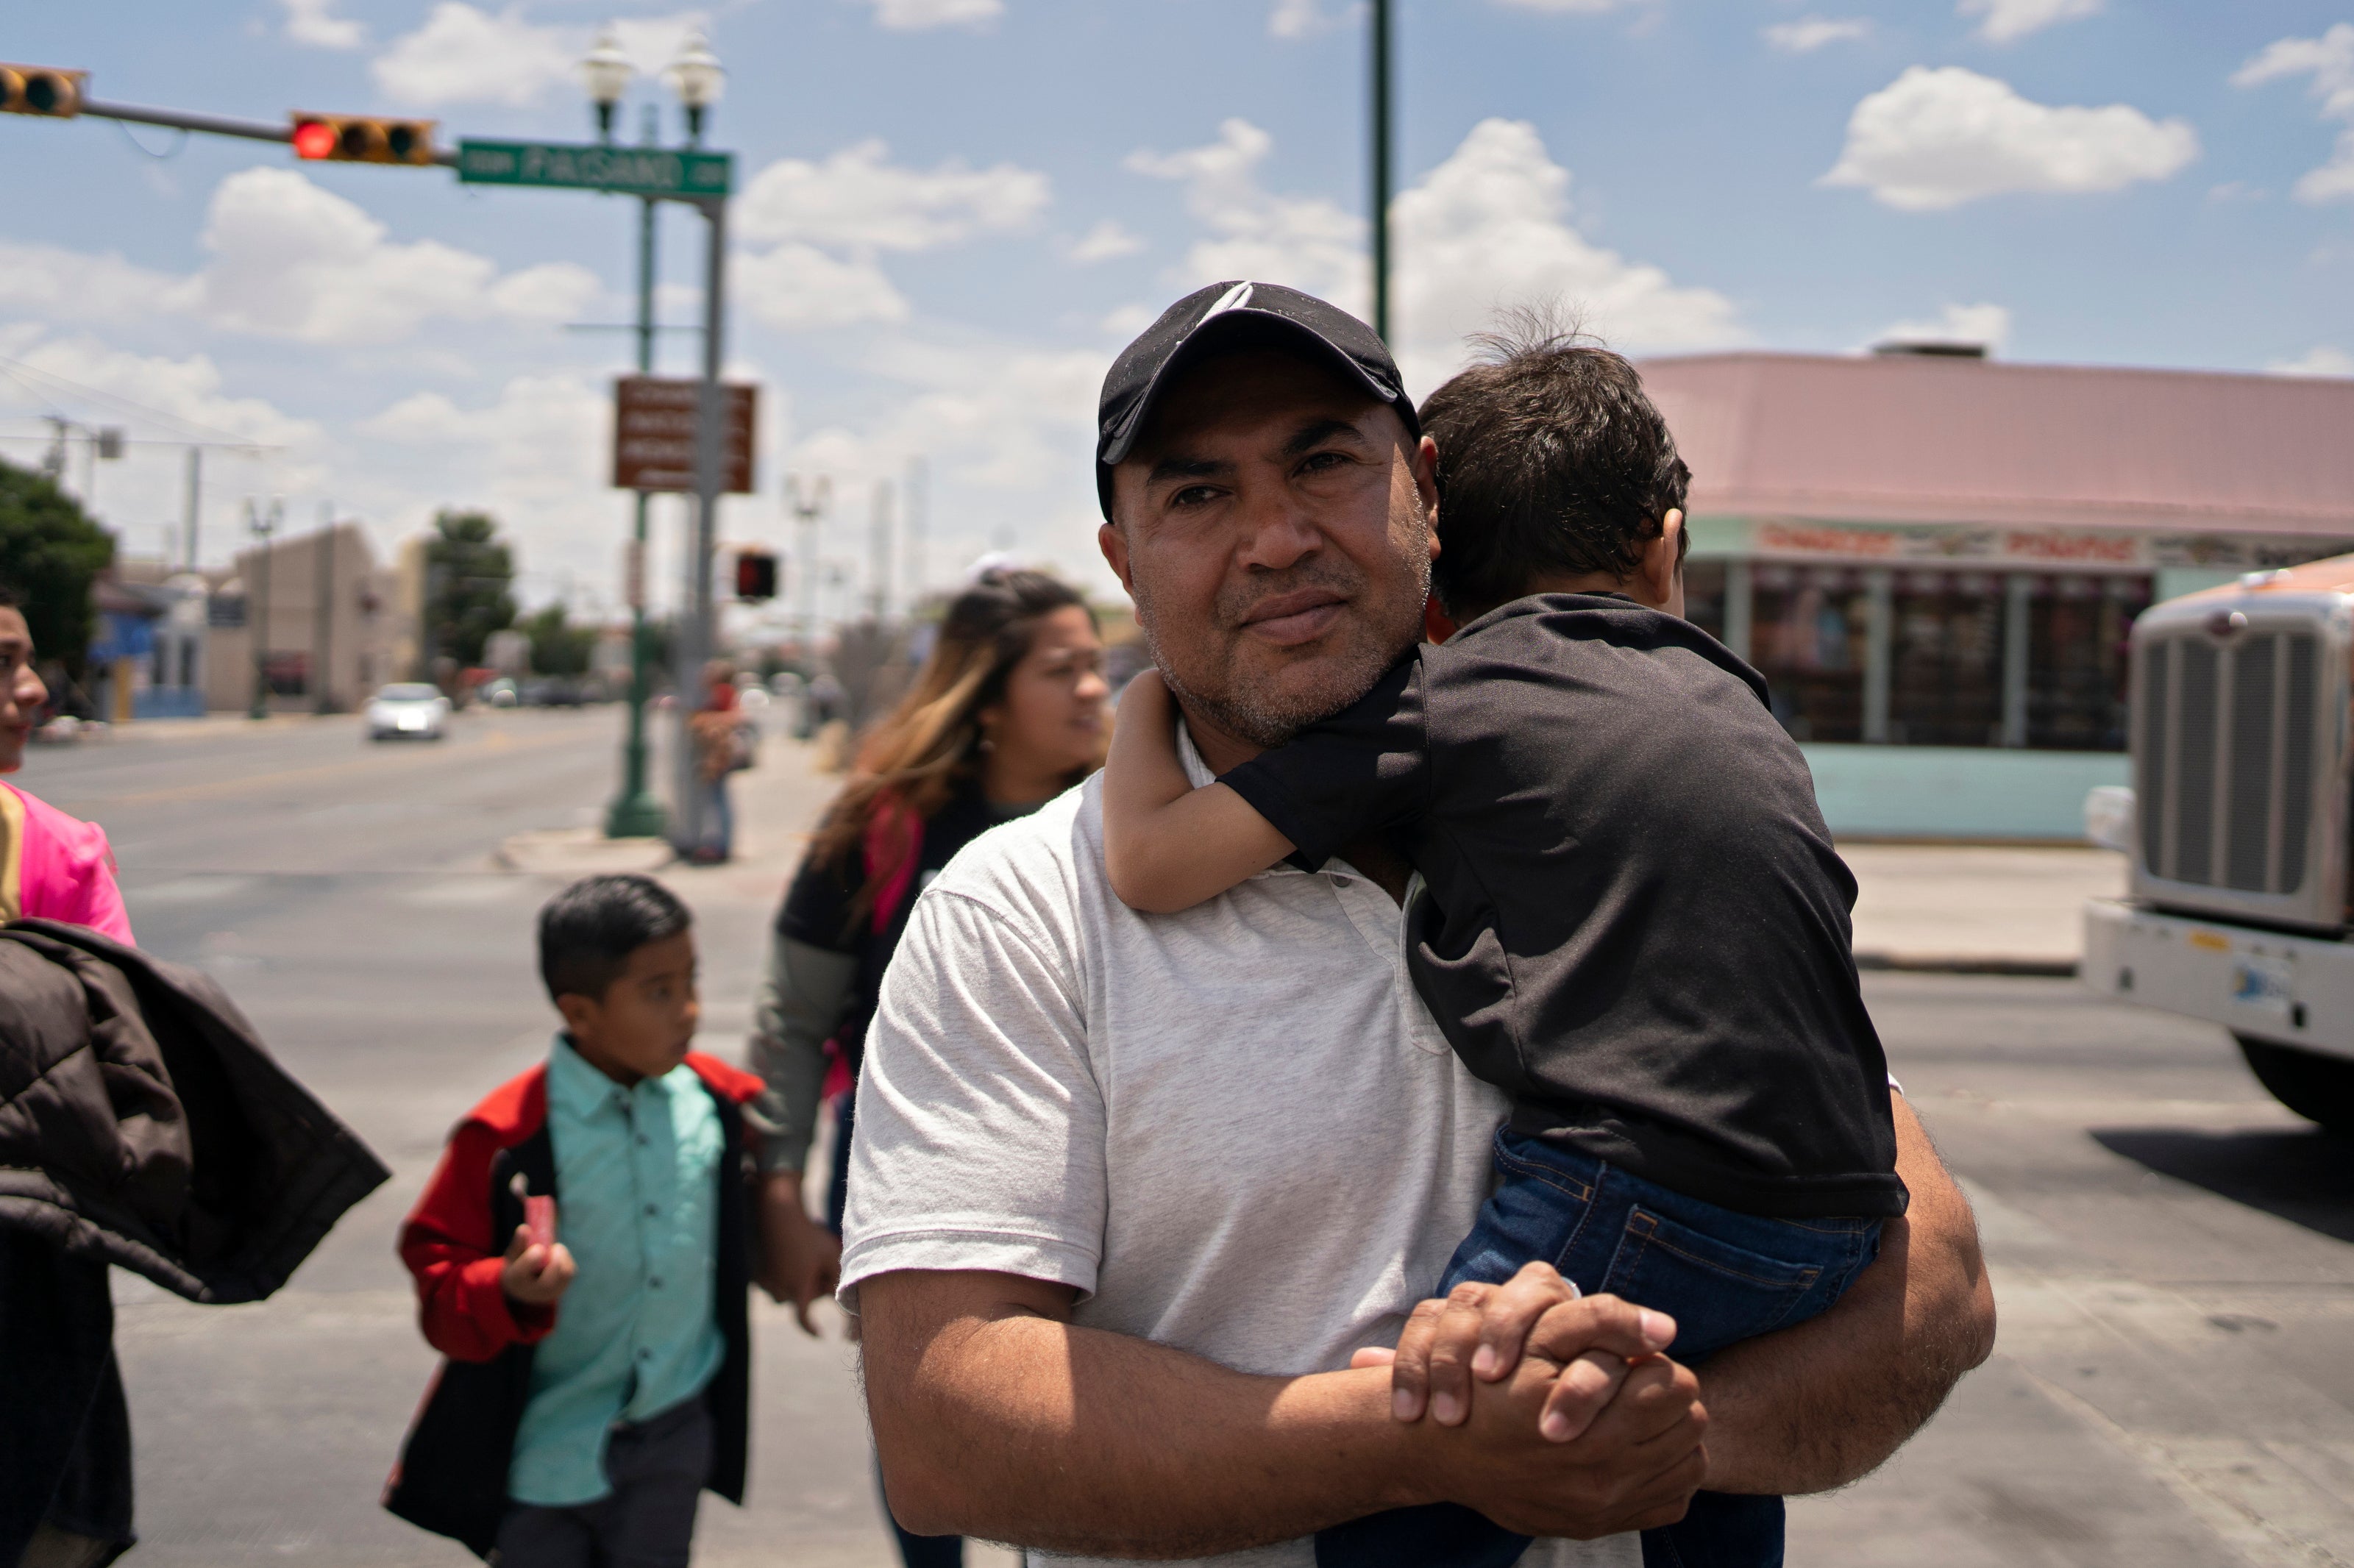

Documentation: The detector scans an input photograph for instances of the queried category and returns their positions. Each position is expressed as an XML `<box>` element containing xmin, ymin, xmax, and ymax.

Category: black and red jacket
<box><xmin>383</xmin><ymin>1051</ymin><xmax>763</xmax><ymax>1559</ymax></box>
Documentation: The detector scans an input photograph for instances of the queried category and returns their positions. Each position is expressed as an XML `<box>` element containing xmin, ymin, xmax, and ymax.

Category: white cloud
<box><xmin>1822</xmin><ymin>66</ymin><xmax>2197</xmax><ymax>210</ymax></box>
<box><xmin>0</xmin><ymin>333</ymin><xmax>327</xmax><ymax>552</ymax></box>
<box><xmin>738</xmin><ymin>140</ymin><xmax>1050</xmax><ymax>251</ymax></box>
<box><xmin>2269</xmin><ymin>345</ymin><xmax>2354</xmax><ymax>377</ymax></box>
<box><xmin>372</xmin><ymin>4</ymin><xmax>575</xmax><ymax>107</ymax></box>
<box><xmin>282</xmin><ymin>0</ymin><xmax>366</xmax><ymax>49</ymax></box>
<box><xmin>734</xmin><ymin>245</ymin><xmax>910</xmax><ymax>329</ymax></box>
<box><xmin>1128</xmin><ymin>119</ymin><xmax>1368</xmax><ymax>309</ymax></box>
<box><xmin>1067</xmin><ymin>220</ymin><xmax>1146</xmax><ymax>263</ymax></box>
<box><xmin>1958</xmin><ymin>0</ymin><xmax>2099</xmax><ymax>46</ymax></box>
<box><xmin>1874</xmin><ymin>301</ymin><xmax>2013</xmax><ymax>351</ymax></box>
<box><xmin>730</xmin><ymin>140</ymin><xmax>1049</xmax><ymax>332</ymax></box>
<box><xmin>1493</xmin><ymin>0</ymin><xmax>1653</xmax><ymax>12</ymax></box>
<box><xmin>0</xmin><ymin>243</ymin><xmax>196</xmax><ymax>322</ymax></box>
<box><xmin>2233</xmin><ymin>24</ymin><xmax>2354</xmax><ymax>204</ymax></box>
<box><xmin>191</xmin><ymin>168</ymin><xmax>601</xmax><ymax>346</ymax></box>
<box><xmin>1764</xmin><ymin>16</ymin><xmax>1871</xmax><ymax>53</ymax></box>
<box><xmin>0</xmin><ymin>171</ymin><xmax>600</xmax><ymax>348</ymax></box>
<box><xmin>1389</xmin><ymin>118</ymin><xmax>1740</xmax><ymax>383</ymax></box>
<box><xmin>862</xmin><ymin>0</ymin><xmax>1003</xmax><ymax>31</ymax></box>
<box><xmin>1268</xmin><ymin>0</ymin><xmax>1345</xmax><ymax>38</ymax></box>
<box><xmin>1131</xmin><ymin>118</ymin><xmax>1739</xmax><ymax>388</ymax></box>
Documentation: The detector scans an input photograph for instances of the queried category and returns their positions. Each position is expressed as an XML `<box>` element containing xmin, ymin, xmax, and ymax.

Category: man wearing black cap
<box><xmin>839</xmin><ymin>282</ymin><xmax>1993</xmax><ymax>1568</ymax></box>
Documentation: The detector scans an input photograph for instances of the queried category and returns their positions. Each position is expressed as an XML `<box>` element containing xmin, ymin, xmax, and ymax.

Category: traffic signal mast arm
<box><xmin>4</xmin><ymin>70</ymin><xmax>455</xmax><ymax>167</ymax></box>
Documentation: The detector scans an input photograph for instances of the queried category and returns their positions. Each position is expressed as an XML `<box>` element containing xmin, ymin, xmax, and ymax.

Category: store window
<box><xmin>1752</xmin><ymin>565</ymin><xmax>1869</xmax><ymax>742</ymax></box>
<box><xmin>1684</xmin><ymin>560</ymin><xmax>1727</xmax><ymax>646</ymax></box>
<box><xmin>2029</xmin><ymin>574</ymin><xmax>2148</xmax><ymax>751</ymax></box>
<box><xmin>1889</xmin><ymin>571</ymin><xmax>2003</xmax><ymax>746</ymax></box>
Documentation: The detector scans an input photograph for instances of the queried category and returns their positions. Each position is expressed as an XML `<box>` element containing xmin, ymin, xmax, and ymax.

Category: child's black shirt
<box><xmin>1219</xmin><ymin>592</ymin><xmax>1905</xmax><ymax>1219</ymax></box>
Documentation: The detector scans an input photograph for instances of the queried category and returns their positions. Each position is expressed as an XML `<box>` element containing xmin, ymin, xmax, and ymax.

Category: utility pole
<box><xmin>183</xmin><ymin>447</ymin><xmax>202</xmax><ymax>571</ymax></box>
<box><xmin>786</xmin><ymin>474</ymin><xmax>831</xmax><ymax>663</ymax></box>
<box><xmin>1370</xmin><ymin>0</ymin><xmax>1394</xmax><ymax>342</ymax></box>
<box><xmin>904</xmin><ymin>457</ymin><xmax>928</xmax><ymax>608</ymax></box>
<box><xmin>869</xmin><ymin>479</ymin><xmax>895</xmax><ymax>621</ymax></box>
<box><xmin>604</xmin><ymin>100</ymin><xmax>668</xmax><ymax>839</ymax></box>
<box><xmin>247</xmin><ymin>498</ymin><xmax>280</xmax><ymax>720</ymax></box>
<box><xmin>313</xmin><ymin>504</ymin><xmax>335</xmax><ymax>715</ymax></box>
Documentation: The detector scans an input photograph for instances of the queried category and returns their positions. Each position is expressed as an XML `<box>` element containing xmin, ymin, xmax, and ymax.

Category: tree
<box><xmin>422</xmin><ymin>509</ymin><xmax>515</xmax><ymax>669</ymax></box>
<box><xmin>0</xmin><ymin>457</ymin><xmax>113</xmax><ymax>678</ymax></box>
<box><xmin>523</xmin><ymin>603</ymin><xmax>595</xmax><ymax>677</ymax></box>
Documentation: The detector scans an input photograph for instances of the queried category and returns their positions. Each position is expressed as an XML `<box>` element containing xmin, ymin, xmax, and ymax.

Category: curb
<box><xmin>1853</xmin><ymin>952</ymin><xmax>2079</xmax><ymax>977</ymax></box>
<box><xmin>496</xmin><ymin>828</ymin><xmax>675</xmax><ymax>877</ymax></box>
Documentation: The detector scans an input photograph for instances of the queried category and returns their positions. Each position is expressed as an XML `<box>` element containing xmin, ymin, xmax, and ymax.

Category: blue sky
<box><xmin>5</xmin><ymin>0</ymin><xmax>2351</xmax><ymax>621</ymax></box>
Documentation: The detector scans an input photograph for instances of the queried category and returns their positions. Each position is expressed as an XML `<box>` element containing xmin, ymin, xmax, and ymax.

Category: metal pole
<box><xmin>249</xmin><ymin>502</ymin><xmax>276</xmax><ymax>720</ymax></box>
<box><xmin>605</xmin><ymin>105</ymin><xmax>669</xmax><ymax>838</ymax></box>
<box><xmin>1370</xmin><ymin>0</ymin><xmax>1393</xmax><ymax>341</ymax></box>
<box><xmin>672</xmin><ymin>193</ymin><xmax>726</xmax><ymax>855</ymax></box>
<box><xmin>905</xmin><ymin>457</ymin><xmax>928</xmax><ymax>607</ymax></box>
<box><xmin>313</xmin><ymin>505</ymin><xmax>335</xmax><ymax>714</ymax></box>
<box><xmin>182</xmin><ymin>447</ymin><xmax>201</xmax><ymax>571</ymax></box>
<box><xmin>870</xmin><ymin>480</ymin><xmax>894</xmax><ymax>621</ymax></box>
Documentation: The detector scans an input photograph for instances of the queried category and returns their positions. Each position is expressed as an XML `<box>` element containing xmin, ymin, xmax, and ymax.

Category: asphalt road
<box><xmin>14</xmin><ymin>710</ymin><xmax>2353</xmax><ymax>1567</ymax></box>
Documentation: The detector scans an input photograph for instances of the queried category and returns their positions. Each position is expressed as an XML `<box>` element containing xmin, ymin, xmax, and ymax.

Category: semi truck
<box><xmin>2083</xmin><ymin>557</ymin><xmax>2354</xmax><ymax>1132</ymax></box>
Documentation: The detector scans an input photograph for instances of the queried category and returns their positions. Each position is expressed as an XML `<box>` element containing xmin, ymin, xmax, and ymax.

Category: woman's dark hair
<box><xmin>808</xmin><ymin>569</ymin><xmax>1098</xmax><ymax>924</ymax></box>
<box><xmin>538</xmin><ymin>873</ymin><xmax>691</xmax><ymax>1002</ymax></box>
<box><xmin>1419</xmin><ymin>309</ymin><xmax>1691</xmax><ymax>619</ymax></box>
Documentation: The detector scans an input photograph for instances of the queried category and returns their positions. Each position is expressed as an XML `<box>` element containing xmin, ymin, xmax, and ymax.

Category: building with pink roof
<box><xmin>1638</xmin><ymin>346</ymin><xmax>2354</xmax><ymax>839</ymax></box>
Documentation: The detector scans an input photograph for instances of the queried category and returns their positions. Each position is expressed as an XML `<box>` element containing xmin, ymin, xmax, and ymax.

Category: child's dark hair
<box><xmin>1419</xmin><ymin>309</ymin><xmax>1691</xmax><ymax>619</ymax></box>
<box><xmin>538</xmin><ymin>874</ymin><xmax>691</xmax><ymax>1002</ymax></box>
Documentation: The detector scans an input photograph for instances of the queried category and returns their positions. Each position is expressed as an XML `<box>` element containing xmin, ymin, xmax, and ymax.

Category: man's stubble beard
<box><xmin>1132</xmin><ymin>534</ymin><xmax>1432</xmax><ymax>752</ymax></box>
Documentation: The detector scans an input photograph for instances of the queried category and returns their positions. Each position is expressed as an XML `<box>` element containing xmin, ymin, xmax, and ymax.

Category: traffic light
<box><xmin>289</xmin><ymin>112</ymin><xmax>437</xmax><ymax>166</ymax></box>
<box><xmin>735</xmin><ymin>550</ymin><xmax>778</xmax><ymax>602</ymax></box>
<box><xmin>0</xmin><ymin>64</ymin><xmax>87</xmax><ymax>118</ymax></box>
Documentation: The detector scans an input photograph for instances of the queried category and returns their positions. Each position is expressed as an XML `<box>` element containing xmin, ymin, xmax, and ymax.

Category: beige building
<box><xmin>205</xmin><ymin>523</ymin><xmax>411</xmax><ymax>713</ymax></box>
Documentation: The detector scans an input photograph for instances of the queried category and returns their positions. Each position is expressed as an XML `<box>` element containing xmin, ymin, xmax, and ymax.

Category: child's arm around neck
<box><xmin>1102</xmin><ymin>670</ymin><xmax>1296</xmax><ymax>914</ymax></box>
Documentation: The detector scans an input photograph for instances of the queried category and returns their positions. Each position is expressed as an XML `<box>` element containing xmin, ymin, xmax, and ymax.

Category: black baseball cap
<box><xmin>1095</xmin><ymin>280</ymin><xmax>1419</xmax><ymax>520</ymax></box>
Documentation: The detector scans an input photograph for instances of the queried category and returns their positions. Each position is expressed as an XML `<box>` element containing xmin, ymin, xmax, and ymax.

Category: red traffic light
<box><xmin>291</xmin><ymin>118</ymin><xmax>336</xmax><ymax>159</ymax></box>
<box><xmin>734</xmin><ymin>551</ymin><xmax>778</xmax><ymax>602</ymax></box>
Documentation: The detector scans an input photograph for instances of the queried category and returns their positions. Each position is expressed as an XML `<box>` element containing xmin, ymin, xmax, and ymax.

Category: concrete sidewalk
<box><xmin>503</xmin><ymin>729</ymin><xmax>2123</xmax><ymax>972</ymax></box>
<box><xmin>1844</xmin><ymin>842</ymin><xmax>2124</xmax><ymax>973</ymax></box>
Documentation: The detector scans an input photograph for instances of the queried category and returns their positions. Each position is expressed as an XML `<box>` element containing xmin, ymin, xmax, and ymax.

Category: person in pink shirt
<box><xmin>0</xmin><ymin>588</ymin><xmax>133</xmax><ymax>944</ymax></box>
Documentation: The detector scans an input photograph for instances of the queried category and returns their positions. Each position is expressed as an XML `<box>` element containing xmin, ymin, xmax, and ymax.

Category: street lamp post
<box><xmin>584</xmin><ymin>32</ymin><xmax>669</xmax><ymax>839</ymax></box>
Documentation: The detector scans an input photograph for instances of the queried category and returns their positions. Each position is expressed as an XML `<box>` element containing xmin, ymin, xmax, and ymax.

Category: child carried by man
<box><xmin>1104</xmin><ymin>323</ymin><xmax>1904</xmax><ymax>1568</ymax></box>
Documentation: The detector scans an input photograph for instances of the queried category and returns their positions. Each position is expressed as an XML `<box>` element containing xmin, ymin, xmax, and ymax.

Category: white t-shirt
<box><xmin>842</xmin><ymin>747</ymin><xmax>1638</xmax><ymax>1568</ymax></box>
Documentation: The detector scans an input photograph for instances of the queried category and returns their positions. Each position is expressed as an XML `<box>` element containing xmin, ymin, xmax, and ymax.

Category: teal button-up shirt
<box><xmin>508</xmin><ymin>1036</ymin><xmax>727</xmax><ymax>1506</ymax></box>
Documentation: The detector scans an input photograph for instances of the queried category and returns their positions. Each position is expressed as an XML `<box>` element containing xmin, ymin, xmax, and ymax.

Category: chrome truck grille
<box><xmin>2132</xmin><ymin>596</ymin><xmax>2348</xmax><ymax>933</ymax></box>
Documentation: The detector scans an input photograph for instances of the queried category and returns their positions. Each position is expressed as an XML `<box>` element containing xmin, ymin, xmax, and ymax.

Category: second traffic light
<box><xmin>735</xmin><ymin>551</ymin><xmax>778</xmax><ymax>602</ymax></box>
<box><xmin>0</xmin><ymin>64</ymin><xmax>86</xmax><ymax>118</ymax></box>
<box><xmin>291</xmin><ymin>112</ymin><xmax>437</xmax><ymax>165</ymax></box>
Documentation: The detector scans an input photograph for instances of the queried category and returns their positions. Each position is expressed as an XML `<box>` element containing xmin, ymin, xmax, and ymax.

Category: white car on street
<box><xmin>366</xmin><ymin>683</ymin><xmax>451</xmax><ymax>742</ymax></box>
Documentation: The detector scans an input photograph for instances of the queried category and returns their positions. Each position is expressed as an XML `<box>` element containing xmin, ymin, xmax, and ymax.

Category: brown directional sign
<box><xmin>612</xmin><ymin>377</ymin><xmax>756</xmax><ymax>494</ymax></box>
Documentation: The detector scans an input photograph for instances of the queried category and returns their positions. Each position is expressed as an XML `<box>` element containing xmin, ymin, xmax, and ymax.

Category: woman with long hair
<box><xmin>747</xmin><ymin>569</ymin><xmax>1108</xmax><ymax>1568</ymax></box>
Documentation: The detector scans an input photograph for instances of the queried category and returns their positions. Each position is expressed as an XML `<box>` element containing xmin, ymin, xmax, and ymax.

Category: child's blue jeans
<box><xmin>1316</xmin><ymin>1128</ymin><xmax>1882</xmax><ymax>1568</ymax></box>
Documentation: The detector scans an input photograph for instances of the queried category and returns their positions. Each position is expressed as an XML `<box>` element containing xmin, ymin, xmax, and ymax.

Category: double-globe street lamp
<box><xmin>582</xmin><ymin>26</ymin><xmax>725</xmax><ymax>841</ymax></box>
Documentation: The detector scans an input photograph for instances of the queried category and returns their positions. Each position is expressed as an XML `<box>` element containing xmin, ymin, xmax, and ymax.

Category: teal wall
<box><xmin>1801</xmin><ymin>744</ymin><xmax>2127</xmax><ymax>841</ymax></box>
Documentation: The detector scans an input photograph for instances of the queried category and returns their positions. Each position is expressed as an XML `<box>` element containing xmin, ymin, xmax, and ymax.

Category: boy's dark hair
<box><xmin>538</xmin><ymin>874</ymin><xmax>691</xmax><ymax>1002</ymax></box>
<box><xmin>1419</xmin><ymin>309</ymin><xmax>1692</xmax><ymax>619</ymax></box>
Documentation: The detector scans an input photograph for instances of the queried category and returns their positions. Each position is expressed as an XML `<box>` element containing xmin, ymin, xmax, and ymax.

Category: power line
<box><xmin>0</xmin><ymin>355</ymin><xmax>275</xmax><ymax>448</ymax></box>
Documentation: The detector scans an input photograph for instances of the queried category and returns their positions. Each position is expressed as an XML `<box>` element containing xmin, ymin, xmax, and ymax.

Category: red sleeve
<box><xmin>398</xmin><ymin>1119</ymin><xmax>555</xmax><ymax>1362</ymax></box>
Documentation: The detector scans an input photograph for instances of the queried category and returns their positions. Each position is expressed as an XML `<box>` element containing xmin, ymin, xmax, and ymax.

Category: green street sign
<box><xmin>455</xmin><ymin>139</ymin><xmax>731</xmax><ymax>199</ymax></box>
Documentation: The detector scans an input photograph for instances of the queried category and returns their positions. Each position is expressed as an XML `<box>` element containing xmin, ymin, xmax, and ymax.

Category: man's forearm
<box><xmin>1698</xmin><ymin>1094</ymin><xmax>1995</xmax><ymax>1494</ymax></box>
<box><xmin>860</xmin><ymin>1272</ymin><xmax>1414</xmax><ymax>1557</ymax></box>
<box><xmin>858</xmin><ymin>1269</ymin><xmax>1703</xmax><ymax>1555</ymax></box>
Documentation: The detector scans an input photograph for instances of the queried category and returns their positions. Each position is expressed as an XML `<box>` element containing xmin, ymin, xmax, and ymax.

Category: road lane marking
<box><xmin>49</xmin><ymin>724</ymin><xmax>593</xmax><ymax>810</ymax></box>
